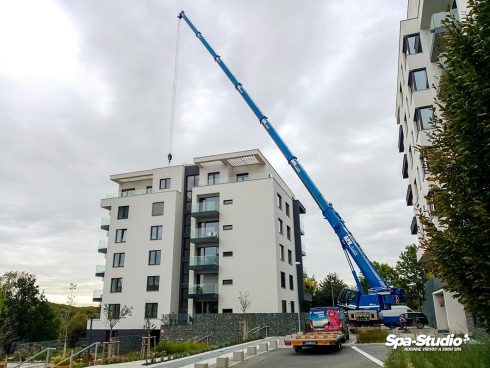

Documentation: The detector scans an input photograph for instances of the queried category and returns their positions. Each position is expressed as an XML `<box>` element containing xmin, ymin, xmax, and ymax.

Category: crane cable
<box><xmin>167</xmin><ymin>18</ymin><xmax>181</xmax><ymax>165</ymax></box>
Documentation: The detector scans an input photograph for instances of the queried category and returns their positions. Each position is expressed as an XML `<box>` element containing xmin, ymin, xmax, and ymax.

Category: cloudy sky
<box><xmin>0</xmin><ymin>0</ymin><xmax>414</xmax><ymax>305</ymax></box>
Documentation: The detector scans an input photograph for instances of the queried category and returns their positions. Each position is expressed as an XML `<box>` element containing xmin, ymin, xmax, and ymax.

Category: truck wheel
<box><xmin>336</xmin><ymin>341</ymin><xmax>342</xmax><ymax>351</ymax></box>
<box><xmin>416</xmin><ymin>322</ymin><xmax>424</xmax><ymax>329</ymax></box>
<box><xmin>294</xmin><ymin>347</ymin><xmax>302</xmax><ymax>352</ymax></box>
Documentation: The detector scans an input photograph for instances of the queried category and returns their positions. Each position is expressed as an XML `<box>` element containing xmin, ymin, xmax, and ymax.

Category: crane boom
<box><xmin>178</xmin><ymin>11</ymin><xmax>405</xmax><ymax>311</ymax></box>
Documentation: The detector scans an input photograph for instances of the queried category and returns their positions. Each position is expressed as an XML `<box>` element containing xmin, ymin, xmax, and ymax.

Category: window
<box><xmin>146</xmin><ymin>186</ymin><xmax>153</xmax><ymax>194</ymax></box>
<box><xmin>236</xmin><ymin>173</ymin><xmax>249</xmax><ymax>182</ymax></box>
<box><xmin>277</xmin><ymin>194</ymin><xmax>282</xmax><ymax>209</ymax></box>
<box><xmin>278</xmin><ymin>218</ymin><xmax>283</xmax><ymax>234</ymax></box>
<box><xmin>286</xmin><ymin>226</ymin><xmax>291</xmax><ymax>240</ymax></box>
<box><xmin>280</xmin><ymin>272</ymin><xmax>286</xmax><ymax>288</ymax></box>
<box><xmin>223</xmin><ymin>199</ymin><xmax>233</xmax><ymax>205</ymax></box>
<box><xmin>117</xmin><ymin>206</ymin><xmax>129</xmax><ymax>219</ymax></box>
<box><xmin>121</xmin><ymin>188</ymin><xmax>135</xmax><ymax>197</ymax></box>
<box><xmin>414</xmin><ymin>180</ymin><xmax>419</xmax><ymax>203</ymax></box>
<box><xmin>289</xmin><ymin>274</ymin><xmax>294</xmax><ymax>290</ymax></box>
<box><xmin>152</xmin><ymin>202</ymin><xmax>164</xmax><ymax>216</ymax></box>
<box><xmin>115</xmin><ymin>229</ymin><xmax>127</xmax><ymax>243</ymax></box>
<box><xmin>223</xmin><ymin>251</ymin><xmax>233</xmax><ymax>257</ymax></box>
<box><xmin>403</xmin><ymin>33</ymin><xmax>422</xmax><ymax>55</ymax></box>
<box><xmin>291</xmin><ymin>301</ymin><xmax>295</xmax><ymax>313</ymax></box>
<box><xmin>282</xmin><ymin>300</ymin><xmax>287</xmax><ymax>313</ymax></box>
<box><xmin>110</xmin><ymin>278</ymin><xmax>122</xmax><ymax>293</ymax></box>
<box><xmin>113</xmin><ymin>253</ymin><xmax>125</xmax><ymax>267</ymax></box>
<box><xmin>286</xmin><ymin>203</ymin><xmax>290</xmax><ymax>217</ymax></box>
<box><xmin>408</xmin><ymin>68</ymin><xmax>429</xmax><ymax>91</ymax></box>
<box><xmin>222</xmin><ymin>279</ymin><xmax>233</xmax><ymax>285</ymax></box>
<box><xmin>159</xmin><ymin>178</ymin><xmax>171</xmax><ymax>189</ymax></box>
<box><xmin>108</xmin><ymin>304</ymin><xmax>120</xmax><ymax>319</ymax></box>
<box><xmin>415</xmin><ymin>106</ymin><xmax>433</xmax><ymax>130</ymax></box>
<box><xmin>279</xmin><ymin>245</ymin><xmax>285</xmax><ymax>261</ymax></box>
<box><xmin>222</xmin><ymin>309</ymin><xmax>233</xmax><ymax>313</ymax></box>
<box><xmin>223</xmin><ymin>225</ymin><xmax>233</xmax><ymax>230</ymax></box>
<box><xmin>147</xmin><ymin>276</ymin><xmax>160</xmax><ymax>291</ymax></box>
<box><xmin>150</xmin><ymin>225</ymin><xmax>163</xmax><ymax>240</ymax></box>
<box><xmin>288</xmin><ymin>249</ymin><xmax>292</xmax><ymax>265</ymax></box>
<box><xmin>145</xmin><ymin>303</ymin><xmax>158</xmax><ymax>318</ymax></box>
<box><xmin>208</xmin><ymin>172</ymin><xmax>220</xmax><ymax>185</ymax></box>
<box><xmin>149</xmin><ymin>250</ymin><xmax>161</xmax><ymax>265</ymax></box>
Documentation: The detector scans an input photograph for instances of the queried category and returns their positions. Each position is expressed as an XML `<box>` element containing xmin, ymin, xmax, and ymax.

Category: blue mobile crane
<box><xmin>178</xmin><ymin>11</ymin><xmax>406</xmax><ymax>325</ymax></box>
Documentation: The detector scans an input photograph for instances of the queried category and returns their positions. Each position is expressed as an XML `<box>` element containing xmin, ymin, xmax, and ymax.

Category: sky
<box><xmin>0</xmin><ymin>0</ymin><xmax>415</xmax><ymax>306</ymax></box>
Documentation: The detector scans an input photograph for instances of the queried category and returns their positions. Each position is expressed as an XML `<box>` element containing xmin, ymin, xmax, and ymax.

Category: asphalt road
<box><xmin>237</xmin><ymin>344</ymin><xmax>390</xmax><ymax>368</ymax></box>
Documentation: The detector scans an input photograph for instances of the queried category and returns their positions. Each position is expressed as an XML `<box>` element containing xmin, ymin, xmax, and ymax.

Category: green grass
<box><xmin>355</xmin><ymin>328</ymin><xmax>389</xmax><ymax>343</ymax></box>
<box><xmin>155</xmin><ymin>341</ymin><xmax>211</xmax><ymax>355</ymax></box>
<box><xmin>384</xmin><ymin>341</ymin><xmax>490</xmax><ymax>368</ymax></box>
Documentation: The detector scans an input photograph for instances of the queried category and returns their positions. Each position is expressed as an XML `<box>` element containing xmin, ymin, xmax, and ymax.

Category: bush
<box><xmin>155</xmin><ymin>341</ymin><xmax>210</xmax><ymax>355</ymax></box>
<box><xmin>355</xmin><ymin>328</ymin><xmax>389</xmax><ymax>343</ymax></box>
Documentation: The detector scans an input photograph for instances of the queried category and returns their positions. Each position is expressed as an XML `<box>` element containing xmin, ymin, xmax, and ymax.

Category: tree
<box><xmin>58</xmin><ymin>283</ymin><xmax>76</xmax><ymax>357</ymax></box>
<box><xmin>395</xmin><ymin>245</ymin><xmax>429</xmax><ymax>310</ymax></box>
<box><xmin>303</xmin><ymin>276</ymin><xmax>318</xmax><ymax>296</ymax></box>
<box><xmin>418</xmin><ymin>0</ymin><xmax>490</xmax><ymax>330</ymax></box>
<box><xmin>238</xmin><ymin>291</ymin><xmax>251</xmax><ymax>313</ymax></box>
<box><xmin>313</xmin><ymin>273</ymin><xmax>347</xmax><ymax>307</ymax></box>
<box><xmin>102</xmin><ymin>304</ymin><xmax>133</xmax><ymax>342</ymax></box>
<box><xmin>0</xmin><ymin>272</ymin><xmax>58</xmax><ymax>354</ymax></box>
<box><xmin>360</xmin><ymin>261</ymin><xmax>399</xmax><ymax>293</ymax></box>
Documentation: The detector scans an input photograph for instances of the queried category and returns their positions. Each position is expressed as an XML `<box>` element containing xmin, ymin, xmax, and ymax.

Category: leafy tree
<box><xmin>395</xmin><ymin>245</ymin><xmax>429</xmax><ymax>310</ymax></box>
<box><xmin>303</xmin><ymin>276</ymin><xmax>318</xmax><ymax>296</ymax></box>
<box><xmin>418</xmin><ymin>0</ymin><xmax>490</xmax><ymax>329</ymax></box>
<box><xmin>313</xmin><ymin>273</ymin><xmax>347</xmax><ymax>307</ymax></box>
<box><xmin>0</xmin><ymin>272</ymin><xmax>58</xmax><ymax>354</ymax></box>
<box><xmin>360</xmin><ymin>261</ymin><xmax>399</xmax><ymax>293</ymax></box>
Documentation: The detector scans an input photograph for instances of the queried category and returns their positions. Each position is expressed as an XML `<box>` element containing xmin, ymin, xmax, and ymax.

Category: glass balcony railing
<box><xmin>300</xmin><ymin>221</ymin><xmax>305</xmax><ymax>235</ymax></box>
<box><xmin>95</xmin><ymin>265</ymin><xmax>105</xmax><ymax>277</ymax></box>
<box><xmin>197</xmin><ymin>173</ymin><xmax>271</xmax><ymax>187</ymax></box>
<box><xmin>92</xmin><ymin>290</ymin><xmax>103</xmax><ymax>302</ymax></box>
<box><xmin>190</xmin><ymin>228</ymin><xmax>219</xmax><ymax>244</ymax></box>
<box><xmin>301</xmin><ymin>242</ymin><xmax>307</xmax><ymax>256</ymax></box>
<box><xmin>429</xmin><ymin>10</ymin><xmax>458</xmax><ymax>61</ymax></box>
<box><xmin>105</xmin><ymin>189</ymin><xmax>151</xmax><ymax>199</ymax></box>
<box><xmin>98</xmin><ymin>240</ymin><xmax>108</xmax><ymax>254</ymax></box>
<box><xmin>192</xmin><ymin>201</ymin><xmax>219</xmax><ymax>212</ymax></box>
<box><xmin>188</xmin><ymin>283</ymin><xmax>219</xmax><ymax>295</ymax></box>
<box><xmin>100</xmin><ymin>217</ymin><xmax>110</xmax><ymax>231</ymax></box>
<box><xmin>189</xmin><ymin>256</ymin><xmax>219</xmax><ymax>270</ymax></box>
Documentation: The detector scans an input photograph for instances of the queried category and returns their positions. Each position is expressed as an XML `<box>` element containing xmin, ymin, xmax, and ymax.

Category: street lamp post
<box><xmin>330</xmin><ymin>280</ymin><xmax>335</xmax><ymax>307</ymax></box>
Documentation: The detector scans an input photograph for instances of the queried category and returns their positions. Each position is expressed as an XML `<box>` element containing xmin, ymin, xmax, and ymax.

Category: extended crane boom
<box><xmin>178</xmin><ymin>11</ymin><xmax>405</xmax><ymax>315</ymax></box>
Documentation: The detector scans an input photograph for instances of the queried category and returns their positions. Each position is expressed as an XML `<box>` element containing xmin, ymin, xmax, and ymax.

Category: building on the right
<box><xmin>395</xmin><ymin>0</ymin><xmax>471</xmax><ymax>334</ymax></box>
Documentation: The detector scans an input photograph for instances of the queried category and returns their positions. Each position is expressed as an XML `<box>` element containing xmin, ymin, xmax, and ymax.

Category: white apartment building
<box><xmin>90</xmin><ymin>149</ymin><xmax>307</xmax><ymax>337</ymax></box>
<box><xmin>396</xmin><ymin>0</ymin><xmax>469</xmax><ymax>333</ymax></box>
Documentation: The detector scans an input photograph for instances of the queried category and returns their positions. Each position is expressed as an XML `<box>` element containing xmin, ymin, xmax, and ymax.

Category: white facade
<box><xmin>91</xmin><ymin>149</ymin><xmax>306</xmax><ymax>332</ymax></box>
<box><xmin>396</xmin><ymin>0</ymin><xmax>468</xmax><ymax>333</ymax></box>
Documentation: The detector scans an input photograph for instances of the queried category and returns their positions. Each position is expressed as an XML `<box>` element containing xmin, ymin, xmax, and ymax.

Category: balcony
<box><xmin>100</xmin><ymin>218</ymin><xmax>110</xmax><ymax>231</ymax></box>
<box><xmin>92</xmin><ymin>290</ymin><xmax>102</xmax><ymax>302</ymax></box>
<box><xmin>104</xmin><ymin>188</ymin><xmax>152</xmax><ymax>199</ymax></box>
<box><xmin>197</xmin><ymin>173</ymin><xmax>271</xmax><ymax>187</ymax></box>
<box><xmin>191</xmin><ymin>201</ymin><xmax>219</xmax><ymax>220</ymax></box>
<box><xmin>410</xmin><ymin>216</ymin><xmax>418</xmax><ymax>235</ymax></box>
<box><xmin>429</xmin><ymin>11</ymin><xmax>448</xmax><ymax>62</ymax></box>
<box><xmin>188</xmin><ymin>284</ymin><xmax>218</xmax><ymax>300</ymax></box>
<box><xmin>95</xmin><ymin>265</ymin><xmax>105</xmax><ymax>278</ymax></box>
<box><xmin>300</xmin><ymin>221</ymin><xmax>305</xmax><ymax>235</ymax></box>
<box><xmin>98</xmin><ymin>240</ymin><xmax>107</xmax><ymax>254</ymax></box>
<box><xmin>406</xmin><ymin>184</ymin><xmax>413</xmax><ymax>206</ymax></box>
<box><xmin>398</xmin><ymin>125</ymin><xmax>404</xmax><ymax>153</ymax></box>
<box><xmin>402</xmin><ymin>154</ymin><xmax>408</xmax><ymax>179</ymax></box>
<box><xmin>301</xmin><ymin>242</ymin><xmax>306</xmax><ymax>257</ymax></box>
<box><xmin>189</xmin><ymin>256</ymin><xmax>219</xmax><ymax>271</ymax></box>
<box><xmin>190</xmin><ymin>228</ymin><xmax>219</xmax><ymax>245</ymax></box>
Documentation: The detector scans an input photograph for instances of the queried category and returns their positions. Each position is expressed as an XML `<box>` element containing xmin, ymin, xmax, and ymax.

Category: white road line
<box><xmin>350</xmin><ymin>346</ymin><xmax>384</xmax><ymax>367</ymax></box>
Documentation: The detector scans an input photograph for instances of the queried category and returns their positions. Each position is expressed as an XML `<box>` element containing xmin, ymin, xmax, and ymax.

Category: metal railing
<box><xmin>248</xmin><ymin>325</ymin><xmax>269</xmax><ymax>338</ymax></box>
<box><xmin>191</xmin><ymin>335</ymin><xmax>211</xmax><ymax>344</ymax></box>
<box><xmin>52</xmin><ymin>342</ymin><xmax>100</xmax><ymax>368</ymax></box>
<box><xmin>13</xmin><ymin>347</ymin><xmax>56</xmax><ymax>368</ymax></box>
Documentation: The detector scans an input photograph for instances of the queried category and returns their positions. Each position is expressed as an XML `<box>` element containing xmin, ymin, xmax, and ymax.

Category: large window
<box><xmin>145</xmin><ymin>303</ymin><xmax>158</xmax><ymax>318</ymax></box>
<box><xmin>208</xmin><ymin>172</ymin><xmax>220</xmax><ymax>185</ymax></box>
<box><xmin>415</xmin><ymin>106</ymin><xmax>434</xmax><ymax>130</ymax></box>
<box><xmin>108</xmin><ymin>304</ymin><xmax>120</xmax><ymax>319</ymax></box>
<box><xmin>115</xmin><ymin>229</ymin><xmax>127</xmax><ymax>243</ymax></box>
<box><xmin>409</xmin><ymin>68</ymin><xmax>429</xmax><ymax>91</ymax></box>
<box><xmin>288</xmin><ymin>249</ymin><xmax>292</xmax><ymax>265</ymax></box>
<box><xmin>286</xmin><ymin>203</ymin><xmax>290</xmax><ymax>217</ymax></box>
<box><xmin>403</xmin><ymin>33</ymin><xmax>422</xmax><ymax>55</ymax></box>
<box><xmin>280</xmin><ymin>272</ymin><xmax>286</xmax><ymax>288</ymax></box>
<box><xmin>278</xmin><ymin>218</ymin><xmax>283</xmax><ymax>234</ymax></box>
<box><xmin>159</xmin><ymin>178</ymin><xmax>171</xmax><ymax>189</ymax></box>
<box><xmin>236</xmin><ymin>173</ymin><xmax>249</xmax><ymax>182</ymax></box>
<box><xmin>149</xmin><ymin>250</ymin><xmax>161</xmax><ymax>265</ymax></box>
<box><xmin>147</xmin><ymin>276</ymin><xmax>160</xmax><ymax>291</ymax></box>
<box><xmin>289</xmin><ymin>274</ymin><xmax>294</xmax><ymax>290</ymax></box>
<box><xmin>113</xmin><ymin>253</ymin><xmax>125</xmax><ymax>267</ymax></box>
<box><xmin>281</xmin><ymin>300</ymin><xmax>287</xmax><ymax>313</ymax></box>
<box><xmin>152</xmin><ymin>202</ymin><xmax>164</xmax><ymax>216</ymax></box>
<box><xmin>150</xmin><ymin>225</ymin><xmax>163</xmax><ymax>240</ymax></box>
<box><xmin>117</xmin><ymin>206</ymin><xmax>129</xmax><ymax>219</ymax></box>
<box><xmin>110</xmin><ymin>278</ymin><xmax>122</xmax><ymax>293</ymax></box>
<box><xmin>286</xmin><ymin>226</ymin><xmax>291</xmax><ymax>240</ymax></box>
<box><xmin>277</xmin><ymin>194</ymin><xmax>282</xmax><ymax>209</ymax></box>
<box><xmin>279</xmin><ymin>245</ymin><xmax>285</xmax><ymax>261</ymax></box>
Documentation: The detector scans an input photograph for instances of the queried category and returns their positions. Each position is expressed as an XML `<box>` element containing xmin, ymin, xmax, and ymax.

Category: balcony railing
<box><xmin>197</xmin><ymin>173</ymin><xmax>271</xmax><ymax>187</ymax></box>
<box><xmin>92</xmin><ymin>290</ymin><xmax>103</xmax><ymax>302</ymax></box>
<box><xmin>429</xmin><ymin>9</ymin><xmax>458</xmax><ymax>62</ymax></box>
<box><xmin>189</xmin><ymin>256</ymin><xmax>219</xmax><ymax>271</ymax></box>
<box><xmin>191</xmin><ymin>201</ymin><xmax>220</xmax><ymax>219</ymax></box>
<box><xmin>301</xmin><ymin>242</ymin><xmax>307</xmax><ymax>257</ymax></box>
<box><xmin>188</xmin><ymin>284</ymin><xmax>219</xmax><ymax>300</ymax></box>
<box><xmin>95</xmin><ymin>265</ymin><xmax>105</xmax><ymax>278</ymax></box>
<box><xmin>190</xmin><ymin>228</ymin><xmax>219</xmax><ymax>244</ymax></box>
<box><xmin>100</xmin><ymin>218</ymin><xmax>110</xmax><ymax>231</ymax></box>
<box><xmin>300</xmin><ymin>222</ymin><xmax>305</xmax><ymax>235</ymax></box>
<box><xmin>98</xmin><ymin>240</ymin><xmax>107</xmax><ymax>254</ymax></box>
<box><xmin>105</xmin><ymin>189</ymin><xmax>151</xmax><ymax>199</ymax></box>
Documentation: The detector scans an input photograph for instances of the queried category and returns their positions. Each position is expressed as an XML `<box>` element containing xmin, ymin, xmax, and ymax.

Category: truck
<box><xmin>284</xmin><ymin>307</ymin><xmax>348</xmax><ymax>352</ymax></box>
<box><xmin>178</xmin><ymin>11</ymin><xmax>407</xmax><ymax>325</ymax></box>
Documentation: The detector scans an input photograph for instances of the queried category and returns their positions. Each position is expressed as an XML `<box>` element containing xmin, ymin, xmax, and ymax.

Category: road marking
<box><xmin>350</xmin><ymin>346</ymin><xmax>384</xmax><ymax>367</ymax></box>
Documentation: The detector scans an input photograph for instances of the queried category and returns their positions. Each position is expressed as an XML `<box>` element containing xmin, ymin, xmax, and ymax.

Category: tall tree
<box><xmin>313</xmin><ymin>273</ymin><xmax>347</xmax><ymax>307</ymax></box>
<box><xmin>418</xmin><ymin>0</ymin><xmax>490</xmax><ymax>329</ymax></box>
<box><xmin>360</xmin><ymin>261</ymin><xmax>399</xmax><ymax>293</ymax></box>
<box><xmin>395</xmin><ymin>245</ymin><xmax>429</xmax><ymax>310</ymax></box>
